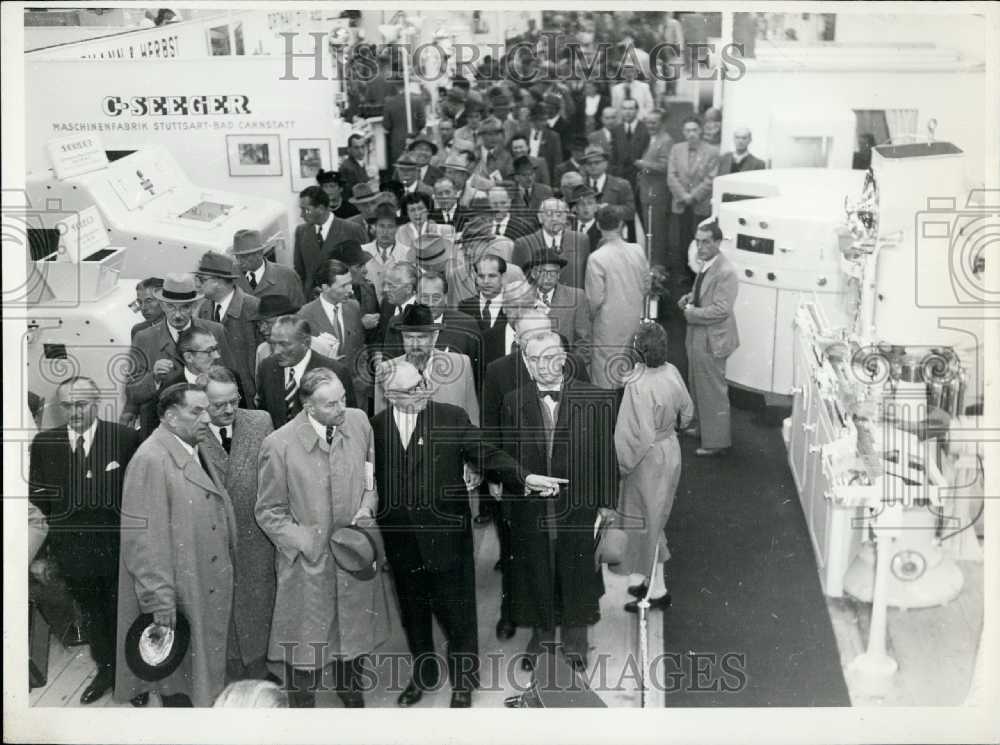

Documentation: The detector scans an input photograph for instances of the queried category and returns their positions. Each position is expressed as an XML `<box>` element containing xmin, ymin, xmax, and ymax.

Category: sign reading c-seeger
<box><xmin>103</xmin><ymin>95</ymin><xmax>252</xmax><ymax>117</ymax></box>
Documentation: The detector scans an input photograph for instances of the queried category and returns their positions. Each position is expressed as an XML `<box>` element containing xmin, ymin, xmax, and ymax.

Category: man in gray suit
<box><xmin>581</xmin><ymin>144</ymin><xmax>637</xmax><ymax>241</ymax></box>
<box><xmin>512</xmin><ymin>198</ymin><xmax>590</xmax><ymax>290</ymax></box>
<box><xmin>678</xmin><ymin>221</ymin><xmax>739</xmax><ymax>456</ymax></box>
<box><xmin>197</xmin><ymin>366</ymin><xmax>276</xmax><ymax>680</ymax></box>
<box><xmin>293</xmin><ymin>186</ymin><xmax>367</xmax><ymax>296</ymax></box>
<box><xmin>297</xmin><ymin>259</ymin><xmax>370</xmax><ymax>408</ymax></box>
<box><xmin>231</xmin><ymin>229</ymin><xmax>306</xmax><ymax>307</ymax></box>
<box><xmin>718</xmin><ymin>127</ymin><xmax>766</xmax><ymax>175</ymax></box>
<box><xmin>523</xmin><ymin>248</ymin><xmax>591</xmax><ymax>363</ymax></box>
<box><xmin>668</xmin><ymin>115</ymin><xmax>719</xmax><ymax>279</ymax></box>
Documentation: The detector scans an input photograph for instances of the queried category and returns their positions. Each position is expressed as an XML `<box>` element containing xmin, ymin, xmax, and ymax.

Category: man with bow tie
<box><xmin>197</xmin><ymin>366</ymin><xmax>275</xmax><ymax>682</ymax></box>
<box><xmin>371</xmin><ymin>360</ymin><xmax>567</xmax><ymax>708</ymax></box>
<box><xmin>496</xmin><ymin>331</ymin><xmax>619</xmax><ymax>673</ymax></box>
<box><xmin>30</xmin><ymin>376</ymin><xmax>140</xmax><ymax>705</ymax></box>
<box><xmin>668</xmin><ymin>115</ymin><xmax>720</xmax><ymax>281</ymax></box>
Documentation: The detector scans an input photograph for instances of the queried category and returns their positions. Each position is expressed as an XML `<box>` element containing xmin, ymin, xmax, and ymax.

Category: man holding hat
<box><xmin>115</xmin><ymin>383</ymin><xmax>237</xmax><ymax>707</ymax></box>
<box><xmin>126</xmin><ymin>274</ymin><xmax>236</xmax><ymax>439</ymax></box>
<box><xmin>195</xmin><ymin>252</ymin><xmax>260</xmax><ymax>404</ymax></box>
<box><xmin>232</xmin><ymin>229</ymin><xmax>306</xmax><ymax>308</ymax></box>
<box><xmin>316</xmin><ymin>169</ymin><xmax>360</xmax><ymax>221</ymax></box>
<box><xmin>257</xmin><ymin>367</ymin><xmax>390</xmax><ymax>708</ymax></box>
<box><xmin>582</xmin><ymin>143</ymin><xmax>637</xmax><ymax>241</ymax></box>
<box><xmin>371</xmin><ymin>359</ymin><xmax>568</xmax><ymax>707</ymax></box>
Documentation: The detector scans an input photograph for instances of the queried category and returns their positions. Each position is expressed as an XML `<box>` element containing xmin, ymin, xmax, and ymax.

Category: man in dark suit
<box><xmin>125</xmin><ymin>274</ymin><xmax>236</xmax><ymax>439</ymax></box>
<box><xmin>512</xmin><ymin>198</ymin><xmax>591</xmax><ymax>290</ymax></box>
<box><xmin>582</xmin><ymin>144</ymin><xmax>637</xmax><ymax>241</ymax></box>
<box><xmin>255</xmin><ymin>316</ymin><xmax>356</xmax><ymax>428</ymax></box>
<box><xmin>197</xmin><ymin>366</ymin><xmax>275</xmax><ymax>681</ymax></box>
<box><xmin>415</xmin><ymin>270</ymin><xmax>484</xmax><ymax>388</ymax></box>
<box><xmin>610</xmin><ymin>99</ymin><xmax>650</xmax><ymax>186</ymax></box>
<box><xmin>129</xmin><ymin>277</ymin><xmax>164</xmax><ymax>340</ymax></box>
<box><xmin>496</xmin><ymin>331</ymin><xmax>618</xmax><ymax>672</ymax></box>
<box><xmin>29</xmin><ymin>376</ymin><xmax>140</xmax><ymax>705</ymax></box>
<box><xmin>567</xmin><ymin>184</ymin><xmax>603</xmax><ymax>251</ymax></box>
<box><xmin>487</xmin><ymin>185</ymin><xmax>535</xmax><ymax>240</ymax></box>
<box><xmin>328</xmin><ymin>240</ymin><xmax>381</xmax><ymax>344</ymax></box>
<box><xmin>552</xmin><ymin>136</ymin><xmax>589</xmax><ymax>190</ymax></box>
<box><xmin>317</xmin><ymin>169</ymin><xmax>361</xmax><ymax>220</ymax></box>
<box><xmin>371</xmin><ymin>360</ymin><xmax>566</xmax><ymax>708</ymax></box>
<box><xmin>523</xmin><ymin>249</ymin><xmax>592</xmax><ymax>362</ymax></box>
<box><xmin>375</xmin><ymin>261</ymin><xmax>419</xmax><ymax>361</ymax></box>
<box><xmin>526</xmin><ymin>105</ymin><xmax>562</xmax><ymax>184</ymax></box>
<box><xmin>718</xmin><ymin>127</ymin><xmax>766</xmax><ymax>175</ymax></box>
<box><xmin>157</xmin><ymin>327</ymin><xmax>247</xmax><ymax>413</ymax></box>
<box><xmin>457</xmin><ymin>254</ymin><xmax>511</xmax><ymax>367</ymax></box>
<box><xmin>587</xmin><ymin>106</ymin><xmax>617</xmax><ymax>157</ymax></box>
<box><xmin>338</xmin><ymin>133</ymin><xmax>371</xmax><ymax>197</ymax></box>
<box><xmin>382</xmin><ymin>82</ymin><xmax>426</xmax><ymax>168</ymax></box>
<box><xmin>510</xmin><ymin>156</ymin><xmax>554</xmax><ymax>217</ymax></box>
<box><xmin>231</xmin><ymin>229</ymin><xmax>306</xmax><ymax>308</ymax></box>
<box><xmin>297</xmin><ymin>258</ymin><xmax>372</xmax><ymax>408</ymax></box>
<box><xmin>428</xmin><ymin>176</ymin><xmax>465</xmax><ymax>230</ymax></box>
<box><xmin>542</xmin><ymin>92</ymin><xmax>574</xmax><ymax>160</ymax></box>
<box><xmin>293</xmin><ymin>186</ymin><xmax>368</xmax><ymax>297</ymax></box>
<box><xmin>194</xmin><ymin>252</ymin><xmax>260</xmax><ymax>403</ymax></box>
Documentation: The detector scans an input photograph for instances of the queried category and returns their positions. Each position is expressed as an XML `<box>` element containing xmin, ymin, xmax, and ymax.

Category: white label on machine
<box><xmin>55</xmin><ymin>206</ymin><xmax>110</xmax><ymax>263</ymax></box>
<box><xmin>47</xmin><ymin>134</ymin><xmax>109</xmax><ymax>180</ymax></box>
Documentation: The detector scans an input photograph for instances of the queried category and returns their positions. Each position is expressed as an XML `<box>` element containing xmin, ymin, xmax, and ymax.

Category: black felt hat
<box><xmin>124</xmin><ymin>611</ymin><xmax>191</xmax><ymax>682</ymax></box>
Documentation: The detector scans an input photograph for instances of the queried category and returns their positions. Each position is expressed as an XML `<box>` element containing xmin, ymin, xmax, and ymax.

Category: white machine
<box><xmin>708</xmin><ymin>168</ymin><xmax>867</xmax><ymax>400</ymax></box>
<box><xmin>26</xmin><ymin>140</ymin><xmax>289</xmax><ymax>272</ymax></box>
<box><xmin>23</xmin><ymin>136</ymin><xmax>288</xmax><ymax>424</ymax></box>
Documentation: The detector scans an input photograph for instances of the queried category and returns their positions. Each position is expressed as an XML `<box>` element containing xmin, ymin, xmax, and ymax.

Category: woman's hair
<box><xmin>213</xmin><ymin>679</ymin><xmax>288</xmax><ymax>708</ymax></box>
<box><xmin>632</xmin><ymin>321</ymin><xmax>669</xmax><ymax>368</ymax></box>
<box><xmin>401</xmin><ymin>191</ymin><xmax>433</xmax><ymax>214</ymax></box>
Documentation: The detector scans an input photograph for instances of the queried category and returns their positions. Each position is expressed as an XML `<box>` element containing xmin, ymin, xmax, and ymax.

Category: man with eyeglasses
<box><xmin>125</xmin><ymin>274</ymin><xmax>235</xmax><ymax>439</ymax></box>
<box><xmin>128</xmin><ymin>277</ymin><xmax>164</xmax><ymax>340</ymax></box>
<box><xmin>512</xmin><ymin>197</ymin><xmax>591</xmax><ymax>290</ymax></box>
<box><xmin>524</xmin><ymin>248</ymin><xmax>591</xmax><ymax>363</ymax></box>
<box><xmin>196</xmin><ymin>366</ymin><xmax>276</xmax><ymax>683</ymax></box>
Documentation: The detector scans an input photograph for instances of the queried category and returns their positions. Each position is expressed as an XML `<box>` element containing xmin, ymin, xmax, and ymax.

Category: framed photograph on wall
<box><xmin>226</xmin><ymin>134</ymin><xmax>282</xmax><ymax>177</ymax></box>
<box><xmin>288</xmin><ymin>138</ymin><xmax>332</xmax><ymax>192</ymax></box>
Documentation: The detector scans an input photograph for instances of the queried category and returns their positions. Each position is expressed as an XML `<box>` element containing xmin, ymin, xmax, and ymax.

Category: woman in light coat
<box><xmin>614</xmin><ymin>322</ymin><xmax>694</xmax><ymax>612</ymax></box>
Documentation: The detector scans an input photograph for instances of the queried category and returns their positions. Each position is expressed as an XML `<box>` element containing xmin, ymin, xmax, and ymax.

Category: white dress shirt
<box><xmin>67</xmin><ymin>419</ymin><xmax>98</xmax><ymax>458</ymax></box>
<box><xmin>288</xmin><ymin>349</ymin><xmax>312</xmax><ymax>386</ymax></box>
<box><xmin>307</xmin><ymin>413</ymin><xmax>334</xmax><ymax>442</ymax></box>
<box><xmin>212</xmin><ymin>288</ymin><xmax>235</xmax><ymax>321</ymax></box>
<box><xmin>393</xmin><ymin>296</ymin><xmax>416</xmax><ymax>317</ymax></box>
<box><xmin>529</xmin><ymin>129</ymin><xmax>543</xmax><ymax>158</ymax></box>
<box><xmin>578</xmin><ymin>219</ymin><xmax>595</xmax><ymax>236</ymax></box>
<box><xmin>316</xmin><ymin>212</ymin><xmax>334</xmax><ymax>242</ymax></box>
<box><xmin>479</xmin><ymin>294</ymin><xmax>502</xmax><ymax>327</ymax></box>
<box><xmin>504</xmin><ymin>323</ymin><xmax>517</xmax><ymax>355</ymax></box>
<box><xmin>537</xmin><ymin>380</ymin><xmax>564</xmax><ymax>418</ymax></box>
<box><xmin>319</xmin><ymin>295</ymin><xmax>346</xmax><ymax>339</ymax></box>
<box><xmin>248</xmin><ymin>262</ymin><xmax>266</xmax><ymax>287</ymax></box>
<box><xmin>171</xmin><ymin>432</ymin><xmax>196</xmax><ymax>457</ymax></box>
<box><xmin>392</xmin><ymin>407</ymin><xmax>418</xmax><ymax>449</ymax></box>
<box><xmin>541</xmin><ymin>230</ymin><xmax>563</xmax><ymax>251</ymax></box>
<box><xmin>589</xmin><ymin>173</ymin><xmax>607</xmax><ymax>194</ymax></box>
<box><xmin>494</xmin><ymin>215</ymin><xmax>510</xmax><ymax>236</ymax></box>
<box><xmin>166</xmin><ymin>321</ymin><xmax>192</xmax><ymax>344</ymax></box>
<box><xmin>208</xmin><ymin>422</ymin><xmax>231</xmax><ymax>447</ymax></box>
<box><xmin>183</xmin><ymin>366</ymin><xmax>201</xmax><ymax>384</ymax></box>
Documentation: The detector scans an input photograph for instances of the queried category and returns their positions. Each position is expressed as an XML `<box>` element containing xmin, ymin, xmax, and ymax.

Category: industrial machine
<box><xmin>22</xmin><ymin>136</ymin><xmax>287</xmax><ymax>425</ymax></box>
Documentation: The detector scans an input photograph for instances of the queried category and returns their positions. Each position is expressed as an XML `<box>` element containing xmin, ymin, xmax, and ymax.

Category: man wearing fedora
<box><xmin>115</xmin><ymin>383</ymin><xmax>237</xmax><ymax>707</ymax></box>
<box><xmin>294</xmin><ymin>185</ymin><xmax>367</xmax><ymax>297</ymax></box>
<box><xmin>197</xmin><ymin>366</ymin><xmax>276</xmax><ymax>682</ymax></box>
<box><xmin>338</xmin><ymin>133</ymin><xmax>371</xmax><ymax>198</ymax></box>
<box><xmin>232</xmin><ymin>229</ymin><xmax>305</xmax><ymax>308</ymax></box>
<box><xmin>29</xmin><ymin>376</ymin><xmax>141</xmax><ymax>705</ymax></box>
<box><xmin>373</xmin><ymin>303</ymin><xmax>479</xmax><ymax>425</ymax></box>
<box><xmin>523</xmin><ymin>248</ymin><xmax>592</xmax><ymax>362</ymax></box>
<box><xmin>582</xmin><ymin>143</ymin><xmax>637</xmax><ymax>242</ymax></box>
<box><xmin>567</xmin><ymin>184</ymin><xmax>603</xmax><ymax>251</ymax></box>
<box><xmin>404</xmin><ymin>135</ymin><xmax>443</xmax><ymax>188</ymax></box>
<box><xmin>257</xmin><ymin>367</ymin><xmax>390</xmax><ymax>708</ymax></box>
<box><xmin>126</xmin><ymin>274</ymin><xmax>236</xmax><ymax>440</ymax></box>
<box><xmin>298</xmin><ymin>258</ymin><xmax>371</xmax><ymax>409</ymax></box>
<box><xmin>394</xmin><ymin>152</ymin><xmax>435</xmax><ymax>199</ymax></box>
<box><xmin>194</xmin><ymin>252</ymin><xmax>260</xmax><ymax>405</ymax></box>
<box><xmin>512</xmin><ymin>198</ymin><xmax>590</xmax><ymax>291</ymax></box>
<box><xmin>510</xmin><ymin>156</ymin><xmax>554</xmax><ymax>218</ymax></box>
<box><xmin>316</xmin><ymin>169</ymin><xmax>361</xmax><ymax>221</ymax></box>
<box><xmin>256</xmin><ymin>316</ymin><xmax>357</xmax><ymax>429</ymax></box>
<box><xmin>496</xmin><ymin>330</ymin><xmax>619</xmax><ymax>674</ymax></box>
<box><xmin>372</xmin><ymin>360</ymin><xmax>567</xmax><ymax>708</ymax></box>
<box><xmin>252</xmin><ymin>294</ymin><xmax>302</xmax><ymax>371</ymax></box>
<box><xmin>472</xmin><ymin>117</ymin><xmax>511</xmax><ymax>183</ymax></box>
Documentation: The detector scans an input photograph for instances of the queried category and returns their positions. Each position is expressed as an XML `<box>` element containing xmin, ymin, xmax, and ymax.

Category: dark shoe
<box><xmin>695</xmin><ymin>447</ymin><xmax>730</xmax><ymax>457</ymax></box>
<box><xmin>495</xmin><ymin>619</ymin><xmax>516</xmax><ymax>641</ymax></box>
<box><xmin>625</xmin><ymin>593</ymin><xmax>672</xmax><ymax>613</ymax></box>
<box><xmin>627</xmin><ymin>583</ymin><xmax>649</xmax><ymax>599</ymax></box>
<box><xmin>130</xmin><ymin>692</ymin><xmax>149</xmax><ymax>707</ymax></box>
<box><xmin>473</xmin><ymin>513</ymin><xmax>492</xmax><ymax>527</ymax></box>
<box><xmin>397</xmin><ymin>681</ymin><xmax>424</xmax><ymax>707</ymax></box>
<box><xmin>450</xmin><ymin>689</ymin><xmax>472</xmax><ymax>708</ymax></box>
<box><xmin>520</xmin><ymin>655</ymin><xmax>534</xmax><ymax>672</ymax></box>
<box><xmin>80</xmin><ymin>669</ymin><xmax>113</xmax><ymax>704</ymax></box>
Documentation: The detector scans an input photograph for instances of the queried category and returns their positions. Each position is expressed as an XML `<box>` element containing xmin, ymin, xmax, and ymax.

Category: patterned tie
<box><xmin>219</xmin><ymin>427</ymin><xmax>231</xmax><ymax>454</ymax></box>
<box><xmin>284</xmin><ymin>367</ymin><xmax>298</xmax><ymax>420</ymax></box>
<box><xmin>693</xmin><ymin>269</ymin><xmax>707</xmax><ymax>307</ymax></box>
<box><xmin>246</xmin><ymin>272</ymin><xmax>258</xmax><ymax>290</ymax></box>
<box><xmin>331</xmin><ymin>303</ymin><xmax>343</xmax><ymax>340</ymax></box>
<box><xmin>538</xmin><ymin>290</ymin><xmax>551</xmax><ymax>307</ymax></box>
<box><xmin>326</xmin><ymin>425</ymin><xmax>335</xmax><ymax>445</ymax></box>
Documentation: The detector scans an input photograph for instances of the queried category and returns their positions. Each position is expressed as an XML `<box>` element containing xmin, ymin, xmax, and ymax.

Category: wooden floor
<box><xmin>30</xmin><ymin>521</ymin><xmax>659</xmax><ymax>708</ymax></box>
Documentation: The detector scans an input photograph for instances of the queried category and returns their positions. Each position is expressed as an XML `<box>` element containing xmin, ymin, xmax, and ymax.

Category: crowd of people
<box><xmin>28</xmin><ymin>19</ymin><xmax>751</xmax><ymax>710</ymax></box>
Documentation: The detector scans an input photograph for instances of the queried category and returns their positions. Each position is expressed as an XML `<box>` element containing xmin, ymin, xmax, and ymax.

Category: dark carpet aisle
<box><xmin>655</xmin><ymin>294</ymin><xmax>851</xmax><ymax>707</ymax></box>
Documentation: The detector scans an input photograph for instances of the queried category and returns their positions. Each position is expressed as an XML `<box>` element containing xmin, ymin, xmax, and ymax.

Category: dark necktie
<box><xmin>625</xmin><ymin>124</ymin><xmax>632</xmax><ymax>144</ymax></box>
<box><xmin>481</xmin><ymin>298</ymin><xmax>491</xmax><ymax>324</ymax></box>
<box><xmin>688</xmin><ymin>147</ymin><xmax>697</xmax><ymax>169</ymax></box>
<box><xmin>693</xmin><ymin>269</ymin><xmax>707</xmax><ymax>307</ymax></box>
<box><xmin>284</xmin><ymin>368</ymin><xmax>298</xmax><ymax>420</ymax></box>
<box><xmin>246</xmin><ymin>272</ymin><xmax>258</xmax><ymax>290</ymax></box>
<box><xmin>214</xmin><ymin>303</ymin><xmax>222</xmax><ymax>323</ymax></box>
<box><xmin>219</xmin><ymin>427</ymin><xmax>231</xmax><ymax>454</ymax></box>
<box><xmin>326</xmin><ymin>425</ymin><xmax>335</xmax><ymax>445</ymax></box>
<box><xmin>72</xmin><ymin>435</ymin><xmax>86</xmax><ymax>472</ymax></box>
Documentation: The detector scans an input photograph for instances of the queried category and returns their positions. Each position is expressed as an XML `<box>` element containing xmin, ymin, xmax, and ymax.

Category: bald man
<box><xmin>718</xmin><ymin>128</ymin><xmax>765</xmax><ymax>175</ymax></box>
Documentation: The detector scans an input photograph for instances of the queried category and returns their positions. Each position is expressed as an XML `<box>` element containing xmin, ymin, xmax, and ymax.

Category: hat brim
<box><xmin>196</xmin><ymin>269</ymin><xmax>240</xmax><ymax>280</ymax></box>
<box><xmin>330</xmin><ymin>525</ymin><xmax>380</xmax><ymax>580</ymax></box>
<box><xmin>153</xmin><ymin>289</ymin><xmax>203</xmax><ymax>304</ymax></box>
<box><xmin>524</xmin><ymin>258</ymin><xmax>569</xmax><ymax>272</ymax></box>
<box><xmin>407</xmin><ymin>139</ymin><xmax>439</xmax><ymax>155</ymax></box>
<box><xmin>230</xmin><ymin>245</ymin><xmax>267</xmax><ymax>255</ymax></box>
<box><xmin>350</xmin><ymin>194</ymin><xmax>380</xmax><ymax>204</ymax></box>
<box><xmin>124</xmin><ymin>612</ymin><xmax>191</xmax><ymax>682</ymax></box>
